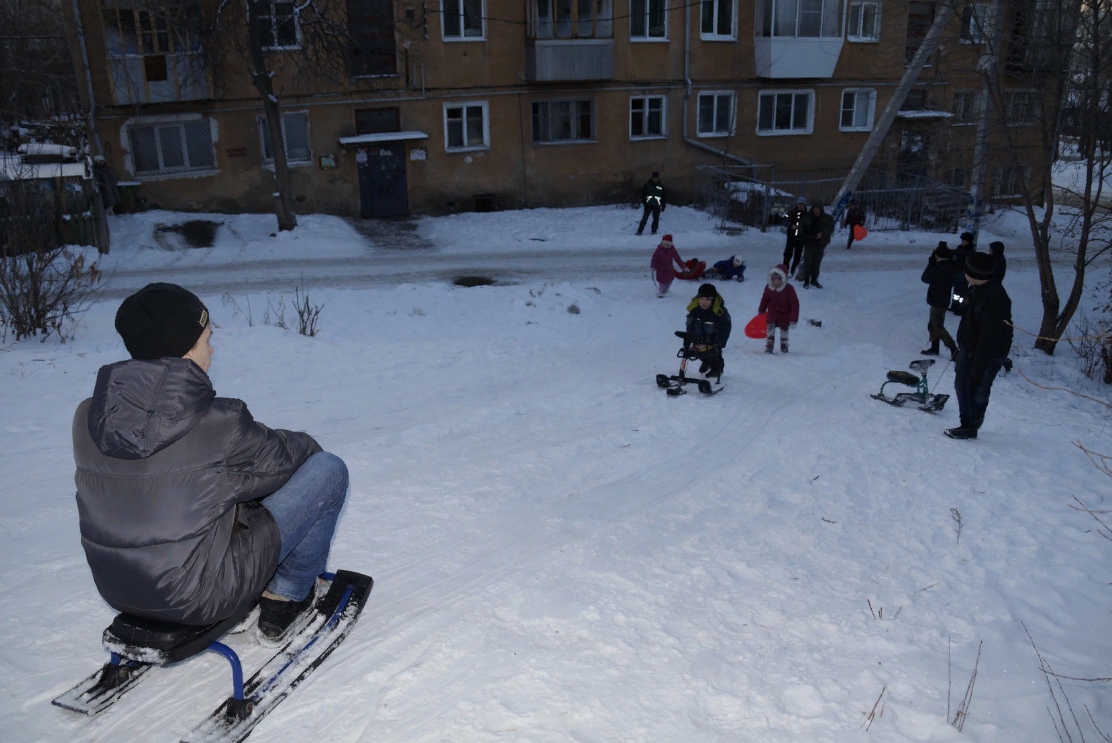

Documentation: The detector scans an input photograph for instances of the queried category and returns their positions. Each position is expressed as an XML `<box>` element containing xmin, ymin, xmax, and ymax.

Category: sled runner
<box><xmin>656</xmin><ymin>331</ymin><xmax>723</xmax><ymax>396</ymax></box>
<box><xmin>54</xmin><ymin>570</ymin><xmax>373</xmax><ymax>743</ymax></box>
<box><xmin>871</xmin><ymin>359</ymin><xmax>949</xmax><ymax>412</ymax></box>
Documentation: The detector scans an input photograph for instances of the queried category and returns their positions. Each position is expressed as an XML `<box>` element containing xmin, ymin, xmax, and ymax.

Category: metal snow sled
<box><xmin>871</xmin><ymin>358</ymin><xmax>949</xmax><ymax>412</ymax></box>
<box><xmin>656</xmin><ymin>331</ymin><xmax>723</xmax><ymax>396</ymax></box>
<box><xmin>54</xmin><ymin>570</ymin><xmax>373</xmax><ymax>742</ymax></box>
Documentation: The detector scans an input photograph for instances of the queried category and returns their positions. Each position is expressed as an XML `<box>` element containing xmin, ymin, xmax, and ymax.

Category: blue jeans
<box><xmin>954</xmin><ymin>348</ymin><xmax>1005</xmax><ymax>430</ymax></box>
<box><xmin>260</xmin><ymin>451</ymin><xmax>348</xmax><ymax>601</ymax></box>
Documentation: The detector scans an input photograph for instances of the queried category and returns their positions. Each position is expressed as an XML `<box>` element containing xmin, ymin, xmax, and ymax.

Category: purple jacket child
<box><xmin>650</xmin><ymin>234</ymin><xmax>685</xmax><ymax>296</ymax></box>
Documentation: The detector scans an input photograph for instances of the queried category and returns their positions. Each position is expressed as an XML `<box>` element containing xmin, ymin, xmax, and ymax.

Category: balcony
<box><xmin>525</xmin><ymin>39</ymin><xmax>614</xmax><ymax>82</ymax></box>
<box><xmin>754</xmin><ymin>36</ymin><xmax>843</xmax><ymax>79</ymax></box>
<box><xmin>108</xmin><ymin>52</ymin><xmax>210</xmax><ymax>106</ymax></box>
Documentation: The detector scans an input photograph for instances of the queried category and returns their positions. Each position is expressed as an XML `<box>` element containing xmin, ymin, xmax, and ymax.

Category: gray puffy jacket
<box><xmin>73</xmin><ymin>358</ymin><xmax>321</xmax><ymax>625</ymax></box>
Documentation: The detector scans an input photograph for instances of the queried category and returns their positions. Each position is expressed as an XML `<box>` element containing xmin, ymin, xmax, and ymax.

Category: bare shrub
<box><xmin>293</xmin><ymin>282</ymin><xmax>324</xmax><ymax>337</ymax></box>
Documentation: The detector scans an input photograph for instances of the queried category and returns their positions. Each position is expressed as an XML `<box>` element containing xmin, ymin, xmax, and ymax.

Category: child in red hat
<box><xmin>650</xmin><ymin>234</ymin><xmax>685</xmax><ymax>297</ymax></box>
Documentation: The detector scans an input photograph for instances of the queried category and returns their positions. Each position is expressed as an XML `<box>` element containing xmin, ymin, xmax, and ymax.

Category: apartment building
<box><xmin>70</xmin><ymin>1</ymin><xmax>1062</xmax><ymax>219</ymax></box>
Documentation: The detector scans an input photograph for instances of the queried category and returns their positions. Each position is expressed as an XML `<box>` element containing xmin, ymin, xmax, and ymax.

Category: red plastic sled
<box><xmin>744</xmin><ymin>313</ymin><xmax>767</xmax><ymax>339</ymax></box>
<box><xmin>852</xmin><ymin>224</ymin><xmax>868</xmax><ymax>241</ymax></box>
<box><xmin>676</xmin><ymin>259</ymin><xmax>706</xmax><ymax>281</ymax></box>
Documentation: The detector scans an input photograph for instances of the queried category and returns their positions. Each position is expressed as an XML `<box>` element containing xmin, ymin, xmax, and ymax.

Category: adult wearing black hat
<box><xmin>920</xmin><ymin>241</ymin><xmax>959</xmax><ymax>359</ymax></box>
<box><xmin>783</xmin><ymin>197</ymin><xmax>808</xmax><ymax>276</ymax></box>
<box><xmin>636</xmin><ymin>171</ymin><xmax>667</xmax><ymax>236</ymax></box>
<box><xmin>685</xmin><ymin>283</ymin><xmax>732</xmax><ymax>381</ymax></box>
<box><xmin>946</xmin><ymin>254</ymin><xmax>1013</xmax><ymax>440</ymax></box>
<box><xmin>949</xmin><ymin>232</ymin><xmax>976</xmax><ymax>315</ymax></box>
<box><xmin>73</xmin><ymin>283</ymin><xmax>349</xmax><ymax>646</ymax></box>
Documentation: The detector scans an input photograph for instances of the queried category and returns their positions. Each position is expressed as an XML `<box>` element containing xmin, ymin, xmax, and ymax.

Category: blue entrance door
<box><xmin>357</xmin><ymin>143</ymin><xmax>408</xmax><ymax>218</ymax></box>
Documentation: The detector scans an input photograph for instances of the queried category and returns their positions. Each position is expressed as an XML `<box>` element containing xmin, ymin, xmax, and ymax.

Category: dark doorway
<box><xmin>357</xmin><ymin>143</ymin><xmax>408</xmax><ymax>218</ymax></box>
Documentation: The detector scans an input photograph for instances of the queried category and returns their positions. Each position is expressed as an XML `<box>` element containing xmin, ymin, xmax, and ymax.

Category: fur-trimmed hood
<box><xmin>768</xmin><ymin>264</ymin><xmax>789</xmax><ymax>291</ymax></box>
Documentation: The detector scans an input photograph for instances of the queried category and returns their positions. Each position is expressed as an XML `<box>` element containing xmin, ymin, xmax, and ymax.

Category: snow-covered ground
<box><xmin>1</xmin><ymin>204</ymin><xmax>1109</xmax><ymax>742</ymax></box>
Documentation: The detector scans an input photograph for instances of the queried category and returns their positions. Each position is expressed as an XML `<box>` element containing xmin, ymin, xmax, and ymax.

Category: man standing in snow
<box><xmin>842</xmin><ymin>198</ymin><xmax>864</xmax><ymax>250</ymax></box>
<box><xmin>945</xmin><ymin>254</ymin><xmax>1013</xmax><ymax>440</ymax></box>
<box><xmin>797</xmin><ymin>202</ymin><xmax>834</xmax><ymax>289</ymax></box>
<box><xmin>782</xmin><ymin>197</ymin><xmax>808</xmax><ymax>276</ymax></box>
<box><xmin>920</xmin><ymin>242</ymin><xmax>959</xmax><ymax>359</ymax></box>
<box><xmin>73</xmin><ymin>283</ymin><xmax>349</xmax><ymax>646</ymax></box>
<box><xmin>636</xmin><ymin>171</ymin><xmax>666</xmax><ymax>236</ymax></box>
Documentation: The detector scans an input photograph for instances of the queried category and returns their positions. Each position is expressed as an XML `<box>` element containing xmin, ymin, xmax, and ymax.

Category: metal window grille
<box><xmin>257</xmin><ymin>112</ymin><xmax>311</xmax><ymax>164</ymax></box>
<box><xmin>129</xmin><ymin>119</ymin><xmax>213</xmax><ymax>174</ymax></box>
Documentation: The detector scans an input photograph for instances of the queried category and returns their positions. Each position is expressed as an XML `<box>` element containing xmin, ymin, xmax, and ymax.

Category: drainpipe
<box><xmin>681</xmin><ymin>1</ymin><xmax>752</xmax><ymax>166</ymax></box>
<box><xmin>69</xmin><ymin>0</ymin><xmax>110</xmax><ymax>253</ymax></box>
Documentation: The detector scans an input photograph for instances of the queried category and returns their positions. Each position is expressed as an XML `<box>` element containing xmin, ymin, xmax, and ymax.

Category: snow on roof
<box><xmin>17</xmin><ymin>143</ymin><xmax>79</xmax><ymax>159</ymax></box>
<box><xmin>338</xmin><ymin>131</ymin><xmax>429</xmax><ymax>145</ymax></box>
<box><xmin>0</xmin><ymin>153</ymin><xmax>87</xmax><ymax>181</ymax></box>
<box><xmin>895</xmin><ymin>109</ymin><xmax>954</xmax><ymax>120</ymax></box>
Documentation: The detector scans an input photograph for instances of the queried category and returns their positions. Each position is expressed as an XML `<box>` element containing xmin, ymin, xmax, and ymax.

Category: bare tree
<box><xmin>950</xmin><ymin>0</ymin><xmax>1109</xmax><ymax>356</ymax></box>
<box><xmin>194</xmin><ymin>0</ymin><xmax>357</xmax><ymax>232</ymax></box>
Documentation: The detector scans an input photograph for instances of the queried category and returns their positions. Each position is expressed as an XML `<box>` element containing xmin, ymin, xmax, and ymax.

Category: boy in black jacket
<box><xmin>946</xmin><ymin>253</ymin><xmax>1013</xmax><ymax>440</ymax></box>
<box><xmin>920</xmin><ymin>242</ymin><xmax>959</xmax><ymax>359</ymax></box>
<box><xmin>685</xmin><ymin>283</ymin><xmax>732</xmax><ymax>380</ymax></box>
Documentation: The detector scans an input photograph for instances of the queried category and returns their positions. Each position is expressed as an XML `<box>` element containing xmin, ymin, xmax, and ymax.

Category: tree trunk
<box><xmin>247</xmin><ymin>0</ymin><xmax>297</xmax><ymax>232</ymax></box>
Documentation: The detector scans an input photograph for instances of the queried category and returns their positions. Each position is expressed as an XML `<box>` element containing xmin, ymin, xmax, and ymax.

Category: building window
<box><xmin>444</xmin><ymin>102</ymin><xmax>489</xmax><ymax>150</ymax></box>
<box><xmin>349</xmin><ymin>0</ymin><xmax>398</xmax><ymax>77</ymax></box>
<box><xmin>947</xmin><ymin>168</ymin><xmax>970</xmax><ymax>189</ymax></box>
<box><xmin>252</xmin><ymin>1</ymin><xmax>300</xmax><ymax>49</ymax></box>
<box><xmin>960</xmin><ymin>2</ymin><xmax>998</xmax><ymax>44</ymax></box>
<box><xmin>1005</xmin><ymin>90</ymin><xmax>1038</xmax><ymax>124</ymax></box>
<box><xmin>757</xmin><ymin>90</ymin><xmax>813</xmax><ymax>135</ymax></box>
<box><xmin>700</xmin><ymin>0</ymin><xmax>734</xmax><ymax>38</ymax></box>
<box><xmin>101</xmin><ymin>4</ymin><xmax>200</xmax><ymax>56</ymax></box>
<box><xmin>902</xmin><ymin>87</ymin><xmax>928</xmax><ymax>110</ymax></box>
<box><xmin>532</xmin><ymin>99</ymin><xmax>594</xmax><ymax>143</ymax></box>
<box><xmin>847</xmin><ymin>2</ymin><xmax>879</xmax><ymax>41</ymax></box>
<box><xmin>840</xmin><ymin>89</ymin><xmax>875</xmax><ymax>131</ymax></box>
<box><xmin>631</xmin><ymin>0</ymin><xmax>666</xmax><ymax>39</ymax></box>
<box><xmin>630</xmin><ymin>95</ymin><xmax>666</xmax><ymax>138</ymax></box>
<box><xmin>952</xmin><ymin>89</ymin><xmax>978</xmax><ymax>124</ymax></box>
<box><xmin>532</xmin><ymin>0</ymin><xmax>613</xmax><ymax>39</ymax></box>
<box><xmin>443</xmin><ymin>0</ymin><xmax>483</xmax><ymax>39</ymax></box>
<box><xmin>257</xmin><ymin>111</ymin><xmax>311</xmax><ymax>164</ymax></box>
<box><xmin>128</xmin><ymin>118</ymin><xmax>214</xmax><ymax>175</ymax></box>
<box><xmin>354</xmin><ymin>107</ymin><xmax>401</xmax><ymax>134</ymax></box>
<box><xmin>993</xmin><ymin>165</ymin><xmax>1028</xmax><ymax>197</ymax></box>
<box><xmin>761</xmin><ymin>0</ymin><xmax>840</xmax><ymax>38</ymax></box>
<box><xmin>697</xmin><ymin>92</ymin><xmax>734</xmax><ymax>136</ymax></box>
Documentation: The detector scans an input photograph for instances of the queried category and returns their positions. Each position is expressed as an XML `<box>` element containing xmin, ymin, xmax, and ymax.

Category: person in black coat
<box><xmin>782</xmin><ymin>197</ymin><xmax>808</xmax><ymax>276</ymax></box>
<box><xmin>920</xmin><ymin>242</ymin><xmax>958</xmax><ymax>358</ymax></box>
<box><xmin>636</xmin><ymin>171</ymin><xmax>666</xmax><ymax>236</ymax></box>
<box><xmin>946</xmin><ymin>253</ymin><xmax>1013</xmax><ymax>440</ymax></box>
<box><xmin>989</xmin><ymin>240</ymin><xmax>1006</xmax><ymax>280</ymax></box>
<box><xmin>685</xmin><ymin>283</ymin><xmax>732</xmax><ymax>380</ymax></box>
<box><xmin>950</xmin><ymin>231</ymin><xmax>976</xmax><ymax>315</ymax></box>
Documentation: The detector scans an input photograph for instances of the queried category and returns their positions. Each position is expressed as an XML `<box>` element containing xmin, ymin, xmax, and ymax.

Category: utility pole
<box><xmin>832</xmin><ymin>2</ymin><xmax>958</xmax><ymax>223</ymax></box>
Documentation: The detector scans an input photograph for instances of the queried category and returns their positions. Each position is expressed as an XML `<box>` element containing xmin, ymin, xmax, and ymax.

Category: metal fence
<box><xmin>693</xmin><ymin>165</ymin><xmax>966</xmax><ymax>235</ymax></box>
<box><xmin>0</xmin><ymin>179</ymin><xmax>106</xmax><ymax>255</ymax></box>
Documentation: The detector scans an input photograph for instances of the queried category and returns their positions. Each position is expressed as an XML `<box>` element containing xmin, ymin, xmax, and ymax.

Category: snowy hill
<box><xmin>0</xmin><ymin>204</ymin><xmax>1108</xmax><ymax>742</ymax></box>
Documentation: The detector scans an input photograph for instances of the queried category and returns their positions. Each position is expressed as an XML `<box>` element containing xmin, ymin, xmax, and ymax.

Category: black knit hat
<box><xmin>989</xmin><ymin>240</ymin><xmax>1005</xmax><ymax>253</ymax></box>
<box><xmin>960</xmin><ymin>232</ymin><xmax>974</xmax><ymax>243</ymax></box>
<box><xmin>965</xmin><ymin>252</ymin><xmax>995</xmax><ymax>281</ymax></box>
<box><xmin>697</xmin><ymin>283</ymin><xmax>717</xmax><ymax>298</ymax></box>
<box><xmin>115</xmin><ymin>283</ymin><xmax>210</xmax><ymax>360</ymax></box>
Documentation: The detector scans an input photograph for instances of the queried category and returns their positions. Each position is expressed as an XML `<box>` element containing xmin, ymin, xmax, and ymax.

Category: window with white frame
<box><xmin>700</xmin><ymin>0</ymin><xmax>734</xmax><ymax>38</ymax></box>
<box><xmin>757</xmin><ymin>90</ymin><xmax>813</xmax><ymax>135</ymax></box>
<box><xmin>443</xmin><ymin>0</ymin><xmax>484</xmax><ymax>39</ymax></box>
<box><xmin>257</xmin><ymin>111</ymin><xmax>311</xmax><ymax>164</ymax></box>
<box><xmin>992</xmin><ymin>165</ymin><xmax>1028</xmax><ymax>197</ymax></box>
<box><xmin>761</xmin><ymin>0</ymin><xmax>841</xmax><ymax>38</ymax></box>
<box><xmin>532</xmin><ymin>0</ymin><xmax>613</xmax><ymax>39</ymax></box>
<box><xmin>1005</xmin><ymin>90</ymin><xmax>1038</xmax><ymax>124</ymax></box>
<box><xmin>631</xmin><ymin>0</ymin><xmax>666</xmax><ymax>39</ymax></box>
<box><xmin>128</xmin><ymin>118</ymin><xmax>214</xmax><ymax>175</ymax></box>
<box><xmin>960</xmin><ymin>2</ymin><xmax>997</xmax><ymax>44</ymax></box>
<box><xmin>444</xmin><ymin>102</ymin><xmax>489</xmax><ymax>150</ymax></box>
<box><xmin>952</xmin><ymin>89</ymin><xmax>978</xmax><ymax>124</ymax></box>
<box><xmin>254</xmin><ymin>1</ymin><xmax>300</xmax><ymax>49</ymax></box>
<box><xmin>847</xmin><ymin>1</ymin><xmax>879</xmax><ymax>41</ymax></box>
<box><xmin>697</xmin><ymin>92</ymin><xmax>734</xmax><ymax>136</ymax></box>
<box><xmin>532</xmin><ymin>99</ymin><xmax>594</xmax><ymax>143</ymax></box>
<box><xmin>630</xmin><ymin>96</ymin><xmax>666</xmax><ymax>138</ymax></box>
<box><xmin>840</xmin><ymin>89</ymin><xmax>875</xmax><ymax>131</ymax></box>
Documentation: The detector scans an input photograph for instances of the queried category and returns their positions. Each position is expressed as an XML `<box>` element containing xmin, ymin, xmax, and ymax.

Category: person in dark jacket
<box><xmin>685</xmin><ymin>283</ymin><xmax>732</xmax><ymax>380</ymax></box>
<box><xmin>73</xmin><ymin>283</ymin><xmax>348</xmax><ymax>646</ymax></box>
<box><xmin>708</xmin><ymin>255</ymin><xmax>746</xmax><ymax>282</ymax></box>
<box><xmin>843</xmin><ymin>198</ymin><xmax>864</xmax><ymax>250</ymax></box>
<box><xmin>950</xmin><ymin>231</ymin><xmax>976</xmax><ymax>315</ymax></box>
<box><xmin>650</xmin><ymin>234</ymin><xmax>685</xmax><ymax>297</ymax></box>
<box><xmin>782</xmin><ymin>197</ymin><xmax>808</xmax><ymax>276</ymax></box>
<box><xmin>989</xmin><ymin>240</ymin><xmax>1006</xmax><ymax>281</ymax></box>
<box><xmin>636</xmin><ymin>171</ymin><xmax>667</xmax><ymax>236</ymax></box>
<box><xmin>920</xmin><ymin>242</ymin><xmax>959</xmax><ymax>359</ymax></box>
<box><xmin>758</xmin><ymin>264</ymin><xmax>800</xmax><ymax>354</ymax></box>
<box><xmin>945</xmin><ymin>254</ymin><xmax>1013</xmax><ymax>440</ymax></box>
<box><xmin>797</xmin><ymin>202</ymin><xmax>835</xmax><ymax>288</ymax></box>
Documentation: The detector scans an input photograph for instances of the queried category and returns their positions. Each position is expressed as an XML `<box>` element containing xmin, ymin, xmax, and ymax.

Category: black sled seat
<box><xmin>103</xmin><ymin>605</ymin><xmax>253</xmax><ymax>665</ymax></box>
<box><xmin>872</xmin><ymin>358</ymin><xmax>949</xmax><ymax>413</ymax></box>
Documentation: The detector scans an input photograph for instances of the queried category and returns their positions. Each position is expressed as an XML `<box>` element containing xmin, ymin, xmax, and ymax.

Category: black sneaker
<box><xmin>1003</xmin><ymin>358</ymin><xmax>1013</xmax><ymax>373</ymax></box>
<box><xmin>256</xmin><ymin>584</ymin><xmax>318</xmax><ymax>647</ymax></box>
<box><xmin>698</xmin><ymin>360</ymin><xmax>711</xmax><ymax>374</ymax></box>
<box><xmin>803</xmin><ymin>280</ymin><xmax>810</xmax><ymax>288</ymax></box>
<box><xmin>811</xmin><ymin>280</ymin><xmax>823</xmax><ymax>289</ymax></box>
<box><xmin>920</xmin><ymin>347</ymin><xmax>940</xmax><ymax>356</ymax></box>
<box><xmin>944</xmin><ymin>427</ymin><xmax>978</xmax><ymax>440</ymax></box>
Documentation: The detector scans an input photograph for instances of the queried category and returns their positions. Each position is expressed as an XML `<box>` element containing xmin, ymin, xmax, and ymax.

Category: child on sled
<box><xmin>685</xmin><ymin>283</ymin><xmax>732</xmax><ymax>379</ymax></box>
